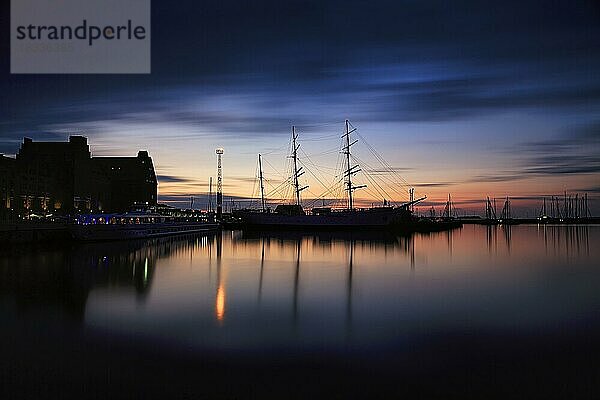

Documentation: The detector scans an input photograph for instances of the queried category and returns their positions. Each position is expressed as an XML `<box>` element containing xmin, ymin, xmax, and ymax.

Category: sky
<box><xmin>1</xmin><ymin>0</ymin><xmax>599</xmax><ymax>216</ymax></box>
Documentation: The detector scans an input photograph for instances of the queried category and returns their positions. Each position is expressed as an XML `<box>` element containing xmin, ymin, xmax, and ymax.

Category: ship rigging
<box><xmin>248</xmin><ymin>119</ymin><xmax>424</xmax><ymax>213</ymax></box>
<box><xmin>229</xmin><ymin>120</ymin><xmax>453</xmax><ymax>231</ymax></box>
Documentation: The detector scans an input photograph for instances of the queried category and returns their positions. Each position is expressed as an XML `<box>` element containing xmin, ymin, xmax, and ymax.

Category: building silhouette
<box><xmin>0</xmin><ymin>136</ymin><xmax>157</xmax><ymax>219</ymax></box>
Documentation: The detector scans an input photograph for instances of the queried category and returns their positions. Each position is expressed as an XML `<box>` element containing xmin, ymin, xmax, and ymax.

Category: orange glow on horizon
<box><xmin>152</xmin><ymin>132</ymin><xmax>599</xmax><ymax>216</ymax></box>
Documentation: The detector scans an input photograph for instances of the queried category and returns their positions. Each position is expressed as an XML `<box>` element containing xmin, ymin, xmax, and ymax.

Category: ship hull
<box><xmin>234</xmin><ymin>209</ymin><xmax>463</xmax><ymax>233</ymax></box>
<box><xmin>234</xmin><ymin>208</ymin><xmax>411</xmax><ymax>229</ymax></box>
<box><xmin>70</xmin><ymin>222</ymin><xmax>220</xmax><ymax>242</ymax></box>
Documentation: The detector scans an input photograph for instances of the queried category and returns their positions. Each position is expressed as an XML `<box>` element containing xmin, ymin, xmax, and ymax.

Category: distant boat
<box><xmin>233</xmin><ymin>120</ymin><xmax>457</xmax><ymax>231</ymax></box>
<box><xmin>70</xmin><ymin>210</ymin><xmax>219</xmax><ymax>241</ymax></box>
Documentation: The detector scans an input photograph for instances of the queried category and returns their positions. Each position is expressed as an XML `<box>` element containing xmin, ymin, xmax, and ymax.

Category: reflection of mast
<box><xmin>543</xmin><ymin>224</ymin><xmax>548</xmax><ymax>254</ymax></box>
<box><xmin>258</xmin><ymin>238</ymin><xmax>265</xmax><ymax>304</ymax></box>
<box><xmin>346</xmin><ymin>240</ymin><xmax>354</xmax><ymax>333</ymax></box>
<box><xmin>503</xmin><ymin>224</ymin><xmax>512</xmax><ymax>253</ymax></box>
<box><xmin>410</xmin><ymin>235</ymin><xmax>415</xmax><ymax>270</ymax></box>
<box><xmin>293</xmin><ymin>240</ymin><xmax>301</xmax><ymax>324</ymax></box>
<box><xmin>447</xmin><ymin>228</ymin><xmax>453</xmax><ymax>255</ymax></box>
<box><xmin>486</xmin><ymin>225</ymin><xmax>494</xmax><ymax>254</ymax></box>
<box><xmin>215</xmin><ymin>283</ymin><xmax>225</xmax><ymax>323</ymax></box>
<box><xmin>215</xmin><ymin>231</ymin><xmax>225</xmax><ymax>323</ymax></box>
<box><xmin>584</xmin><ymin>225</ymin><xmax>590</xmax><ymax>256</ymax></box>
<box><xmin>208</xmin><ymin>232</ymin><xmax>213</xmax><ymax>280</ymax></box>
<box><xmin>134</xmin><ymin>256</ymin><xmax>155</xmax><ymax>300</ymax></box>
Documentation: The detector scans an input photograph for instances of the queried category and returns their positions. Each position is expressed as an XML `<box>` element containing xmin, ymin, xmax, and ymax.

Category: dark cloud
<box><xmin>420</xmin><ymin>199</ymin><xmax>486</xmax><ymax>207</ymax></box>
<box><xmin>412</xmin><ymin>182</ymin><xmax>456</xmax><ymax>188</ymax></box>
<box><xmin>517</xmin><ymin>125</ymin><xmax>600</xmax><ymax>176</ymax></box>
<box><xmin>472</xmin><ymin>120</ymin><xmax>600</xmax><ymax>183</ymax></box>
<box><xmin>467</xmin><ymin>174</ymin><xmax>524</xmax><ymax>183</ymax></box>
<box><xmin>522</xmin><ymin>155</ymin><xmax>600</xmax><ymax>175</ymax></box>
<box><xmin>574</xmin><ymin>186</ymin><xmax>600</xmax><ymax>194</ymax></box>
<box><xmin>364</xmin><ymin>167</ymin><xmax>415</xmax><ymax>174</ymax></box>
<box><xmin>156</xmin><ymin>175</ymin><xmax>196</xmax><ymax>183</ymax></box>
<box><xmin>2</xmin><ymin>1</ymin><xmax>599</xmax><ymax>104</ymax></box>
<box><xmin>0</xmin><ymin>131</ymin><xmax>70</xmax><ymax>154</ymax></box>
<box><xmin>1</xmin><ymin>0</ymin><xmax>600</xmax><ymax>199</ymax></box>
<box><xmin>389</xmin><ymin>83</ymin><xmax>600</xmax><ymax>122</ymax></box>
<box><xmin>157</xmin><ymin>192</ymin><xmax>295</xmax><ymax>210</ymax></box>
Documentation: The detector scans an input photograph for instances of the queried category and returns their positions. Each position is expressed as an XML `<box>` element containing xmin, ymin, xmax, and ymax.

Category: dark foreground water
<box><xmin>1</xmin><ymin>225</ymin><xmax>599</xmax><ymax>398</ymax></box>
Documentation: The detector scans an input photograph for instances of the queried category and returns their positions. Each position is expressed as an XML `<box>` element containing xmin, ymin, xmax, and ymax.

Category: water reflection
<box><xmin>215</xmin><ymin>231</ymin><xmax>225</xmax><ymax>323</ymax></box>
<box><xmin>0</xmin><ymin>225</ymin><xmax>598</xmax><ymax>351</ymax></box>
<box><xmin>483</xmin><ymin>225</ymin><xmax>513</xmax><ymax>254</ymax></box>
<box><xmin>257</xmin><ymin>240</ymin><xmax>265</xmax><ymax>304</ymax></box>
<box><xmin>0</xmin><ymin>234</ymin><xmax>214</xmax><ymax>322</ymax></box>
<box><xmin>503</xmin><ymin>225</ymin><xmax>512</xmax><ymax>253</ymax></box>
<box><xmin>346</xmin><ymin>240</ymin><xmax>354</xmax><ymax>334</ymax></box>
<box><xmin>293</xmin><ymin>240</ymin><xmax>300</xmax><ymax>325</ymax></box>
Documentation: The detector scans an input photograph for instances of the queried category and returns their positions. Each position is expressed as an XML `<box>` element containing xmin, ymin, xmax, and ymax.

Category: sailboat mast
<box><xmin>258</xmin><ymin>154</ymin><xmax>266</xmax><ymax>212</ymax></box>
<box><xmin>345</xmin><ymin>120</ymin><xmax>354</xmax><ymax>210</ymax></box>
<box><xmin>292</xmin><ymin>126</ymin><xmax>301</xmax><ymax>206</ymax></box>
<box><xmin>342</xmin><ymin>120</ymin><xmax>365</xmax><ymax>211</ymax></box>
<box><xmin>289</xmin><ymin>126</ymin><xmax>308</xmax><ymax>207</ymax></box>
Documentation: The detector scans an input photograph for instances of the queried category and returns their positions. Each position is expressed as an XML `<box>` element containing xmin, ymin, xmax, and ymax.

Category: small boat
<box><xmin>70</xmin><ymin>211</ymin><xmax>219</xmax><ymax>241</ymax></box>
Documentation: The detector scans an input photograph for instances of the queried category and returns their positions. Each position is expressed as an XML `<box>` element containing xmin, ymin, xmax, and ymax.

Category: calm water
<box><xmin>2</xmin><ymin>225</ymin><xmax>599</xmax><ymax>397</ymax></box>
<box><xmin>2</xmin><ymin>225</ymin><xmax>598</xmax><ymax>349</ymax></box>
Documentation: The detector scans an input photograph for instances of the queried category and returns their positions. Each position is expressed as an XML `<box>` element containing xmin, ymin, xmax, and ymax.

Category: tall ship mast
<box><xmin>343</xmin><ymin>119</ymin><xmax>366</xmax><ymax>210</ymax></box>
<box><xmin>291</xmin><ymin>126</ymin><xmax>308</xmax><ymax>206</ymax></box>
<box><xmin>258</xmin><ymin>154</ymin><xmax>266</xmax><ymax>213</ymax></box>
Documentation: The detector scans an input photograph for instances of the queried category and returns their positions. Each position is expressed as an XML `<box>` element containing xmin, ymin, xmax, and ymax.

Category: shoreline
<box><xmin>1</xmin><ymin>220</ymin><xmax>599</xmax><ymax>244</ymax></box>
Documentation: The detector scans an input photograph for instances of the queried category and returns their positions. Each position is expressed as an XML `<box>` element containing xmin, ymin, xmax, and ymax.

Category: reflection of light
<box><xmin>144</xmin><ymin>258</ymin><xmax>148</xmax><ymax>284</ymax></box>
<box><xmin>215</xmin><ymin>285</ymin><xmax>225</xmax><ymax>322</ymax></box>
